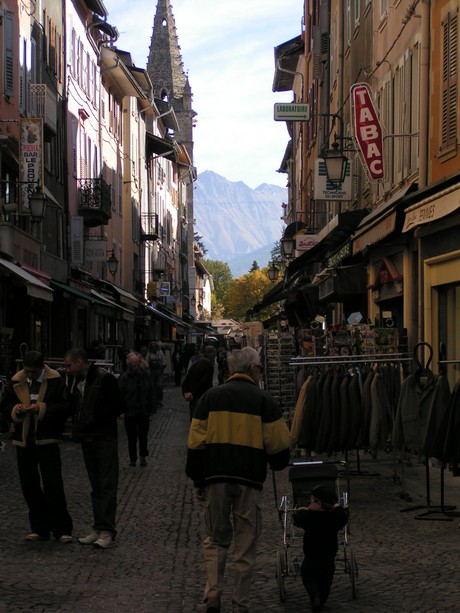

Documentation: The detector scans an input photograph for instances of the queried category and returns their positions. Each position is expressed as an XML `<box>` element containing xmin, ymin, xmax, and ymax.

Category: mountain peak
<box><xmin>194</xmin><ymin>171</ymin><xmax>287</xmax><ymax>277</ymax></box>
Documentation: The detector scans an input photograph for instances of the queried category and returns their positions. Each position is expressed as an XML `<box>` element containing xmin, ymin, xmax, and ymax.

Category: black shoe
<box><xmin>206</xmin><ymin>607</ymin><xmax>220</xmax><ymax>613</ymax></box>
<box><xmin>140</xmin><ymin>458</ymin><xmax>147</xmax><ymax>467</ymax></box>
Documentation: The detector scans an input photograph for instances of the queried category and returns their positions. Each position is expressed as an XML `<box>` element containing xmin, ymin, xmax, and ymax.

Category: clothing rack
<box><xmin>398</xmin><ymin>343</ymin><xmax>456</xmax><ymax>521</ymax></box>
<box><xmin>290</xmin><ymin>352</ymin><xmax>411</xmax><ymax>478</ymax></box>
<box><xmin>289</xmin><ymin>352</ymin><xmax>412</xmax><ymax>367</ymax></box>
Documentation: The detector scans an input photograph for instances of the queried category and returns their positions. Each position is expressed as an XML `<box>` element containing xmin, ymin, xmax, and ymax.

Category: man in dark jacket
<box><xmin>186</xmin><ymin>347</ymin><xmax>290</xmax><ymax>613</ymax></box>
<box><xmin>64</xmin><ymin>347</ymin><xmax>125</xmax><ymax>549</ymax></box>
<box><xmin>0</xmin><ymin>351</ymin><xmax>73</xmax><ymax>542</ymax></box>
<box><xmin>181</xmin><ymin>345</ymin><xmax>216</xmax><ymax>420</ymax></box>
<box><xmin>118</xmin><ymin>351</ymin><xmax>155</xmax><ymax>467</ymax></box>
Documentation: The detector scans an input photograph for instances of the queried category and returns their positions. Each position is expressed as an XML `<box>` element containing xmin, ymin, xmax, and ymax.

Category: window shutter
<box><xmin>4</xmin><ymin>10</ymin><xmax>14</xmax><ymax>97</ymax></box>
<box><xmin>71</xmin><ymin>216</ymin><xmax>84</xmax><ymax>265</ymax></box>
<box><xmin>71</xmin><ymin>117</ymin><xmax>78</xmax><ymax>176</ymax></box>
<box><xmin>442</xmin><ymin>10</ymin><xmax>458</xmax><ymax>148</ymax></box>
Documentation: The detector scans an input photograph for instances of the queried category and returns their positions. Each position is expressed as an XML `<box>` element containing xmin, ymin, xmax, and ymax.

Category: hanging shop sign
<box><xmin>85</xmin><ymin>240</ymin><xmax>107</xmax><ymax>262</ymax></box>
<box><xmin>296</xmin><ymin>234</ymin><xmax>320</xmax><ymax>251</ymax></box>
<box><xmin>274</xmin><ymin>103</ymin><xmax>311</xmax><ymax>121</ymax></box>
<box><xmin>351</xmin><ymin>83</ymin><xmax>384</xmax><ymax>181</ymax></box>
<box><xmin>19</xmin><ymin>118</ymin><xmax>43</xmax><ymax>212</ymax></box>
<box><xmin>314</xmin><ymin>159</ymin><xmax>352</xmax><ymax>201</ymax></box>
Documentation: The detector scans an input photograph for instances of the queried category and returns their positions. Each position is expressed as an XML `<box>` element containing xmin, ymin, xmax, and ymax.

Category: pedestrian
<box><xmin>181</xmin><ymin>345</ymin><xmax>216</xmax><ymax>421</ymax></box>
<box><xmin>0</xmin><ymin>350</ymin><xmax>73</xmax><ymax>543</ymax></box>
<box><xmin>293</xmin><ymin>485</ymin><xmax>348</xmax><ymax>612</ymax></box>
<box><xmin>185</xmin><ymin>346</ymin><xmax>290</xmax><ymax>613</ymax></box>
<box><xmin>186</xmin><ymin>343</ymin><xmax>203</xmax><ymax>371</ymax></box>
<box><xmin>172</xmin><ymin>345</ymin><xmax>184</xmax><ymax>386</ymax></box>
<box><xmin>118</xmin><ymin>351</ymin><xmax>155</xmax><ymax>467</ymax></box>
<box><xmin>63</xmin><ymin>347</ymin><xmax>125</xmax><ymax>549</ymax></box>
<box><xmin>146</xmin><ymin>341</ymin><xmax>166</xmax><ymax>410</ymax></box>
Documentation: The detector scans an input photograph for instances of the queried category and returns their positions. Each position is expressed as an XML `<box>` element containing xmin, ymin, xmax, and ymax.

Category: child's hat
<box><xmin>311</xmin><ymin>485</ymin><xmax>338</xmax><ymax>506</ymax></box>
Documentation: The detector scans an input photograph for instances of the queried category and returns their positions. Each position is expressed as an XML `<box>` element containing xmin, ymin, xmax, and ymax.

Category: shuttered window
<box><xmin>441</xmin><ymin>10</ymin><xmax>458</xmax><ymax>148</ymax></box>
<box><xmin>3</xmin><ymin>10</ymin><xmax>14</xmax><ymax>97</ymax></box>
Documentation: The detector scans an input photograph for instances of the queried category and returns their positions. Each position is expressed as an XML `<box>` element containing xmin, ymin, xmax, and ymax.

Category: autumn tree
<box><xmin>224</xmin><ymin>269</ymin><xmax>275</xmax><ymax>321</ymax></box>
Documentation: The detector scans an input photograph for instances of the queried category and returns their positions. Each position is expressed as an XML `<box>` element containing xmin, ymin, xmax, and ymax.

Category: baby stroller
<box><xmin>275</xmin><ymin>459</ymin><xmax>358</xmax><ymax>602</ymax></box>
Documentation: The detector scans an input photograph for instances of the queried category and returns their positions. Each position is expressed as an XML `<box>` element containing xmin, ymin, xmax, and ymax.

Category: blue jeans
<box><xmin>81</xmin><ymin>436</ymin><xmax>118</xmax><ymax>536</ymax></box>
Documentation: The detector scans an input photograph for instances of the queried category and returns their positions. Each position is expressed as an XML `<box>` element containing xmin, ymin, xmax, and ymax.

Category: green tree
<box><xmin>271</xmin><ymin>241</ymin><xmax>282</xmax><ymax>263</ymax></box>
<box><xmin>202</xmin><ymin>259</ymin><xmax>233</xmax><ymax>308</ymax></box>
<box><xmin>249</xmin><ymin>260</ymin><xmax>259</xmax><ymax>272</ymax></box>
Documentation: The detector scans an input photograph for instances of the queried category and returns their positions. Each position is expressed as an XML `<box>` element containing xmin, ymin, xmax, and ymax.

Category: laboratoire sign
<box><xmin>19</xmin><ymin>118</ymin><xmax>44</xmax><ymax>212</ymax></box>
<box><xmin>351</xmin><ymin>83</ymin><xmax>384</xmax><ymax>181</ymax></box>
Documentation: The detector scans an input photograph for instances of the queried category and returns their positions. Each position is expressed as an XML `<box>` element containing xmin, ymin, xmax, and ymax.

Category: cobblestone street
<box><xmin>1</xmin><ymin>382</ymin><xmax>460</xmax><ymax>612</ymax></box>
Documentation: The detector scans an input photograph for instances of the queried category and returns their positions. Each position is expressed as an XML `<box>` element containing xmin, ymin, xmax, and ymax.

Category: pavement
<box><xmin>1</xmin><ymin>381</ymin><xmax>460</xmax><ymax>612</ymax></box>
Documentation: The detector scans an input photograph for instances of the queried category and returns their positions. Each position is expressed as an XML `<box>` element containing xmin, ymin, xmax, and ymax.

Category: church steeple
<box><xmin>147</xmin><ymin>0</ymin><xmax>187</xmax><ymax>105</ymax></box>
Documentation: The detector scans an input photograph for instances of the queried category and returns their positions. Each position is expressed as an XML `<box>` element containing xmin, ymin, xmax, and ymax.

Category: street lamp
<box><xmin>0</xmin><ymin>180</ymin><xmax>47</xmax><ymax>223</ymax></box>
<box><xmin>321</xmin><ymin>138</ymin><xmax>348</xmax><ymax>185</ymax></box>
<box><xmin>190</xmin><ymin>295</ymin><xmax>196</xmax><ymax>308</ymax></box>
<box><xmin>107</xmin><ymin>250</ymin><xmax>118</xmax><ymax>276</ymax></box>
<box><xmin>268</xmin><ymin>261</ymin><xmax>279</xmax><ymax>282</ymax></box>
<box><xmin>29</xmin><ymin>184</ymin><xmax>47</xmax><ymax>222</ymax></box>
<box><xmin>281</xmin><ymin>235</ymin><xmax>295</xmax><ymax>260</ymax></box>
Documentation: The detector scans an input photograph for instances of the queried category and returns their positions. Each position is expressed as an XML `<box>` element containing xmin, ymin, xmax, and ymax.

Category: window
<box><xmin>441</xmin><ymin>10</ymin><xmax>458</xmax><ymax>149</ymax></box>
<box><xmin>3</xmin><ymin>9</ymin><xmax>14</xmax><ymax>97</ymax></box>
<box><xmin>354</xmin><ymin>0</ymin><xmax>360</xmax><ymax>27</ymax></box>
<box><xmin>345</xmin><ymin>0</ymin><xmax>351</xmax><ymax>46</ymax></box>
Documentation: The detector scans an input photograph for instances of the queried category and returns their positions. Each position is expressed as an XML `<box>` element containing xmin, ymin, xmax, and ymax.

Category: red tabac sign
<box><xmin>351</xmin><ymin>83</ymin><xmax>384</xmax><ymax>181</ymax></box>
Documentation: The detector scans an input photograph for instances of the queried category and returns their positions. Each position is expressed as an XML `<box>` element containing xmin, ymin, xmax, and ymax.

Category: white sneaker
<box><xmin>93</xmin><ymin>531</ymin><xmax>113</xmax><ymax>549</ymax></box>
<box><xmin>78</xmin><ymin>531</ymin><xmax>100</xmax><ymax>545</ymax></box>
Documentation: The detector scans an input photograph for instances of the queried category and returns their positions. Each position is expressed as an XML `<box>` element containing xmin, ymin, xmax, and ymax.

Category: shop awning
<box><xmin>251</xmin><ymin>280</ymin><xmax>291</xmax><ymax>313</ymax></box>
<box><xmin>352</xmin><ymin>184</ymin><xmax>416</xmax><ymax>254</ymax></box>
<box><xmin>0</xmin><ymin>258</ymin><xmax>54</xmax><ymax>302</ymax></box>
<box><xmin>51</xmin><ymin>280</ymin><xmax>108</xmax><ymax>306</ymax></box>
<box><xmin>287</xmin><ymin>210</ymin><xmax>365</xmax><ymax>278</ymax></box>
<box><xmin>100</xmin><ymin>280</ymin><xmax>140</xmax><ymax>309</ymax></box>
<box><xmin>91</xmin><ymin>290</ymin><xmax>135</xmax><ymax>321</ymax></box>
<box><xmin>402</xmin><ymin>182</ymin><xmax>460</xmax><ymax>233</ymax></box>
<box><xmin>148</xmin><ymin>305</ymin><xmax>188</xmax><ymax>328</ymax></box>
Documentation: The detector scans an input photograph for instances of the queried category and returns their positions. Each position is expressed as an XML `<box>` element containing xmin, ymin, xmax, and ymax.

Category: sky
<box><xmin>106</xmin><ymin>0</ymin><xmax>303</xmax><ymax>189</ymax></box>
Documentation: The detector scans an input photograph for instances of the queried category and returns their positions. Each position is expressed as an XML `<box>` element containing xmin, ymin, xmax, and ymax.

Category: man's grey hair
<box><xmin>226</xmin><ymin>347</ymin><xmax>260</xmax><ymax>375</ymax></box>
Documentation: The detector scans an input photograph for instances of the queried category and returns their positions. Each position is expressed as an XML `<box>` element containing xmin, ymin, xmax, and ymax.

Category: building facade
<box><xmin>268</xmin><ymin>0</ymin><xmax>460</xmax><ymax>384</ymax></box>
<box><xmin>0</xmin><ymin>0</ymin><xmax>199</xmax><ymax>376</ymax></box>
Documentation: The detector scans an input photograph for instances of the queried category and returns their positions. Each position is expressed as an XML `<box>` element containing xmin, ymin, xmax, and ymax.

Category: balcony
<box><xmin>29</xmin><ymin>84</ymin><xmax>57</xmax><ymax>132</ymax></box>
<box><xmin>141</xmin><ymin>213</ymin><xmax>159</xmax><ymax>241</ymax></box>
<box><xmin>78</xmin><ymin>178</ymin><xmax>112</xmax><ymax>227</ymax></box>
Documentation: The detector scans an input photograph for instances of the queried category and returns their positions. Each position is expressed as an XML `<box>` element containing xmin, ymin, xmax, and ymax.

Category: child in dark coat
<box><xmin>293</xmin><ymin>484</ymin><xmax>348</xmax><ymax>611</ymax></box>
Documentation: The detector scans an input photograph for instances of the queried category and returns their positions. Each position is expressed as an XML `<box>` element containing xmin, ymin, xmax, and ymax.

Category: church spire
<box><xmin>147</xmin><ymin>0</ymin><xmax>187</xmax><ymax>104</ymax></box>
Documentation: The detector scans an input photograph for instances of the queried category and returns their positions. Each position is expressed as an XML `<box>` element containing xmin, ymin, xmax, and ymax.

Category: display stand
<box><xmin>399</xmin><ymin>343</ymin><xmax>455</xmax><ymax>521</ymax></box>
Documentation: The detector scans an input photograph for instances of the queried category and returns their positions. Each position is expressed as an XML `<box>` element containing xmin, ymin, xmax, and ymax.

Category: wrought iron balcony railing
<box><xmin>77</xmin><ymin>177</ymin><xmax>112</xmax><ymax>227</ymax></box>
<box><xmin>29</xmin><ymin>84</ymin><xmax>57</xmax><ymax>131</ymax></box>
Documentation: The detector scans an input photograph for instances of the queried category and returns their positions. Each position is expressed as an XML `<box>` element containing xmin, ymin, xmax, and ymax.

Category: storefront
<box><xmin>402</xmin><ymin>177</ymin><xmax>460</xmax><ymax>386</ymax></box>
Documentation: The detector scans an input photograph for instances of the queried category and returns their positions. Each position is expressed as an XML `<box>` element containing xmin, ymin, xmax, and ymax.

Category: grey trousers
<box><xmin>202</xmin><ymin>482</ymin><xmax>262</xmax><ymax>612</ymax></box>
<box><xmin>81</xmin><ymin>436</ymin><xmax>119</xmax><ymax>536</ymax></box>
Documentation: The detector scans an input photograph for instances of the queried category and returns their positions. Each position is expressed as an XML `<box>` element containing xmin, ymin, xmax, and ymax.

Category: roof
<box><xmin>272</xmin><ymin>35</ymin><xmax>304</xmax><ymax>92</ymax></box>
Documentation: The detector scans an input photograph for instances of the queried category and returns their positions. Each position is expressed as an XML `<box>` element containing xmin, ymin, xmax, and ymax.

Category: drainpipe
<box><xmin>276</xmin><ymin>58</ymin><xmax>305</xmax><ymax>222</ymax></box>
<box><xmin>417</xmin><ymin>0</ymin><xmax>430</xmax><ymax>346</ymax></box>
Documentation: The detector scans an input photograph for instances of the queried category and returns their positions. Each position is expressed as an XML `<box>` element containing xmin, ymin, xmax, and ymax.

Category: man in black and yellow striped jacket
<box><xmin>186</xmin><ymin>346</ymin><xmax>290</xmax><ymax>613</ymax></box>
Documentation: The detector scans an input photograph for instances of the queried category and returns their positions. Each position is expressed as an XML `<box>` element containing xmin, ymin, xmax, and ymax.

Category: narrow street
<box><xmin>1</xmin><ymin>381</ymin><xmax>460</xmax><ymax>612</ymax></box>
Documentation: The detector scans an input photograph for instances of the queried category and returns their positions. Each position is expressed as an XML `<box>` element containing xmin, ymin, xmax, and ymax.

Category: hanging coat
<box><xmin>392</xmin><ymin>373</ymin><xmax>437</xmax><ymax>452</ymax></box>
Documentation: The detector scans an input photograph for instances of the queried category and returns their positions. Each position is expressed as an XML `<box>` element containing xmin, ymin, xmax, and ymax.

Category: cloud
<box><xmin>107</xmin><ymin>0</ymin><xmax>302</xmax><ymax>188</ymax></box>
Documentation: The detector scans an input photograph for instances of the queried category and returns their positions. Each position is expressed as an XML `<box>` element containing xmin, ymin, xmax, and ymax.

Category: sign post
<box><xmin>274</xmin><ymin>103</ymin><xmax>310</xmax><ymax>121</ymax></box>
